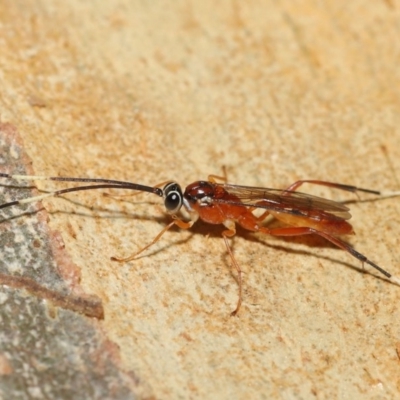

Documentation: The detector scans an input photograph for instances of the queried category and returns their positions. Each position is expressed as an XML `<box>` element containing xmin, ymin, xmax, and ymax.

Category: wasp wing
<box><xmin>213</xmin><ymin>183</ymin><xmax>352</xmax><ymax>221</ymax></box>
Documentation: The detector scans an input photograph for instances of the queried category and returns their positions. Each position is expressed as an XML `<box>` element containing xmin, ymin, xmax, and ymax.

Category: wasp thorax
<box><xmin>183</xmin><ymin>181</ymin><xmax>215</xmax><ymax>205</ymax></box>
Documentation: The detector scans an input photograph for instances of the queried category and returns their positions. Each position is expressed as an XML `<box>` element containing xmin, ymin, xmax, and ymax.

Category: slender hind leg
<box><xmin>258</xmin><ymin>226</ymin><xmax>400</xmax><ymax>285</ymax></box>
<box><xmin>284</xmin><ymin>180</ymin><xmax>380</xmax><ymax>196</ymax></box>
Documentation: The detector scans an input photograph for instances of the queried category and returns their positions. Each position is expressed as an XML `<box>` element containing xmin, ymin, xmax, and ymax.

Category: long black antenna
<box><xmin>0</xmin><ymin>173</ymin><xmax>163</xmax><ymax>209</ymax></box>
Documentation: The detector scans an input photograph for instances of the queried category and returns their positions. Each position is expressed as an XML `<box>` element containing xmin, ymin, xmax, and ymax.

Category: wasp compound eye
<box><xmin>163</xmin><ymin>182</ymin><xmax>183</xmax><ymax>213</ymax></box>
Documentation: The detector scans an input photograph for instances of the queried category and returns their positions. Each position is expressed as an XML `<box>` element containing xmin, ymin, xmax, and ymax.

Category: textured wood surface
<box><xmin>1</xmin><ymin>1</ymin><xmax>400</xmax><ymax>398</ymax></box>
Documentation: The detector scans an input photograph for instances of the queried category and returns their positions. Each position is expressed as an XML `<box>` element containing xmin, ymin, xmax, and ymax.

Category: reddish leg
<box><xmin>284</xmin><ymin>180</ymin><xmax>380</xmax><ymax>195</ymax></box>
<box><xmin>258</xmin><ymin>226</ymin><xmax>399</xmax><ymax>284</ymax></box>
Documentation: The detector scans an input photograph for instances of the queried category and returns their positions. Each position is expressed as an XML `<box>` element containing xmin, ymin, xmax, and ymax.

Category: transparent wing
<box><xmin>214</xmin><ymin>183</ymin><xmax>352</xmax><ymax>221</ymax></box>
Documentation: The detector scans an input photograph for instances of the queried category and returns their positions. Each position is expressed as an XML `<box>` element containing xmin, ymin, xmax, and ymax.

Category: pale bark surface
<box><xmin>1</xmin><ymin>1</ymin><xmax>400</xmax><ymax>399</ymax></box>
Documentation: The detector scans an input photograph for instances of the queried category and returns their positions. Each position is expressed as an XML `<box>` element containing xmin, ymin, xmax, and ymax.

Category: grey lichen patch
<box><xmin>0</xmin><ymin>123</ymin><xmax>104</xmax><ymax>315</ymax></box>
<box><xmin>0</xmin><ymin>124</ymin><xmax>138</xmax><ymax>399</ymax></box>
<box><xmin>0</xmin><ymin>287</ymin><xmax>135</xmax><ymax>400</ymax></box>
<box><xmin>0</xmin><ymin>125</ymin><xmax>80</xmax><ymax>298</ymax></box>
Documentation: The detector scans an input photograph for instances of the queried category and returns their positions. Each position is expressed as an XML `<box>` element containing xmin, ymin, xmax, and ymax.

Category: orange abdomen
<box><xmin>271</xmin><ymin>211</ymin><xmax>354</xmax><ymax>236</ymax></box>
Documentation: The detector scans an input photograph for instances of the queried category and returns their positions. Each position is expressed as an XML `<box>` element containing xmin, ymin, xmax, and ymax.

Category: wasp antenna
<box><xmin>377</xmin><ymin>189</ymin><xmax>400</xmax><ymax>198</ymax></box>
<box><xmin>390</xmin><ymin>275</ymin><xmax>400</xmax><ymax>286</ymax></box>
<box><xmin>0</xmin><ymin>173</ymin><xmax>55</xmax><ymax>182</ymax></box>
<box><xmin>0</xmin><ymin>173</ymin><xmax>163</xmax><ymax>211</ymax></box>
